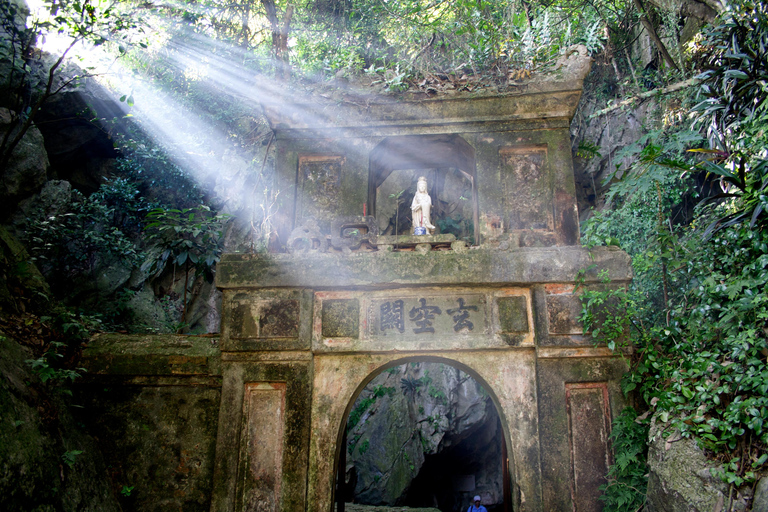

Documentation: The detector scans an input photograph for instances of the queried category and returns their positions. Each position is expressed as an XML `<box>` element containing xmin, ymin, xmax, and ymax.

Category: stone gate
<box><xmin>208</xmin><ymin>72</ymin><xmax>632</xmax><ymax>511</ymax></box>
<box><xmin>79</xmin><ymin>53</ymin><xmax>632</xmax><ymax>512</ymax></box>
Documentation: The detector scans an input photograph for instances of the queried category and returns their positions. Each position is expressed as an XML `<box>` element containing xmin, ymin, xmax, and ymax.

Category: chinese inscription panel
<box><xmin>368</xmin><ymin>295</ymin><xmax>487</xmax><ymax>338</ymax></box>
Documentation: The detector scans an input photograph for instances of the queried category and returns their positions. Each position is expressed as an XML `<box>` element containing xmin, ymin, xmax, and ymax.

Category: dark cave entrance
<box><xmin>404</xmin><ymin>406</ymin><xmax>506</xmax><ymax>512</ymax></box>
<box><xmin>335</xmin><ymin>361</ymin><xmax>511</xmax><ymax>512</ymax></box>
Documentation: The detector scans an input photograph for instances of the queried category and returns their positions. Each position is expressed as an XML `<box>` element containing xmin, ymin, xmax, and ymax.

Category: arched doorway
<box><xmin>367</xmin><ymin>135</ymin><xmax>480</xmax><ymax>243</ymax></box>
<box><xmin>333</xmin><ymin>358</ymin><xmax>513</xmax><ymax>512</ymax></box>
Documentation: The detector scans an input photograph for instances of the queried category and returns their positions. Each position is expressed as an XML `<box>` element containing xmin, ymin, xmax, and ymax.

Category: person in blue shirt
<box><xmin>468</xmin><ymin>495</ymin><xmax>487</xmax><ymax>512</ymax></box>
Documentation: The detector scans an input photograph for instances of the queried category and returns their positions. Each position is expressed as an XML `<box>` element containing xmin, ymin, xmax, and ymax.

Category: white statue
<box><xmin>411</xmin><ymin>176</ymin><xmax>435</xmax><ymax>235</ymax></box>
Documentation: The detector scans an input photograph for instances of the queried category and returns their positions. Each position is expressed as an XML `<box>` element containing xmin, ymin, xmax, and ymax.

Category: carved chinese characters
<box><xmin>380</xmin><ymin>299</ymin><xmax>405</xmax><ymax>334</ymax></box>
<box><xmin>313</xmin><ymin>289</ymin><xmax>534</xmax><ymax>351</ymax></box>
<box><xmin>374</xmin><ymin>296</ymin><xmax>479</xmax><ymax>336</ymax></box>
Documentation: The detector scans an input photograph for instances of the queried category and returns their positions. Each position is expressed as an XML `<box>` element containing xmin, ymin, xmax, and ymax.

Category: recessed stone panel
<box><xmin>497</xmin><ymin>296</ymin><xmax>529</xmax><ymax>333</ymax></box>
<box><xmin>313</xmin><ymin>288</ymin><xmax>534</xmax><ymax>351</ymax></box>
<box><xmin>499</xmin><ymin>146</ymin><xmax>553</xmax><ymax>233</ymax></box>
<box><xmin>259</xmin><ymin>300</ymin><xmax>300</xmax><ymax>338</ymax></box>
<box><xmin>546</xmin><ymin>294</ymin><xmax>583</xmax><ymax>335</ymax></box>
<box><xmin>566</xmin><ymin>383</ymin><xmax>612</xmax><ymax>512</ymax></box>
<box><xmin>237</xmin><ymin>383</ymin><xmax>286</xmax><ymax>512</ymax></box>
<box><xmin>296</xmin><ymin>156</ymin><xmax>344</xmax><ymax>234</ymax></box>
<box><xmin>229</xmin><ymin>297</ymin><xmax>300</xmax><ymax>340</ymax></box>
<box><xmin>231</xmin><ymin>302</ymin><xmax>259</xmax><ymax>338</ymax></box>
<box><xmin>321</xmin><ymin>299</ymin><xmax>360</xmax><ymax>338</ymax></box>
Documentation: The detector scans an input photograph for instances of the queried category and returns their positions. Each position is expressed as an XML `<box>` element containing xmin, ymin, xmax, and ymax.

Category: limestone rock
<box><xmin>0</xmin><ymin>0</ymin><xmax>29</xmax><ymax>102</ymax></box>
<box><xmin>123</xmin><ymin>284</ymin><xmax>172</xmax><ymax>333</ymax></box>
<box><xmin>345</xmin><ymin>363</ymin><xmax>503</xmax><ymax>510</ymax></box>
<box><xmin>535</xmin><ymin>44</ymin><xmax>592</xmax><ymax>83</ymax></box>
<box><xmin>645</xmin><ymin>416</ymin><xmax>753</xmax><ymax>512</ymax></box>
<box><xmin>572</xmin><ymin>100</ymin><xmax>656</xmax><ymax>217</ymax></box>
<box><xmin>0</xmin><ymin>331</ymin><xmax>120</xmax><ymax>512</ymax></box>
<box><xmin>0</xmin><ymin>225</ymin><xmax>50</xmax><ymax>314</ymax></box>
<box><xmin>753</xmin><ymin>477</ymin><xmax>768</xmax><ymax>512</ymax></box>
<box><xmin>34</xmin><ymin>88</ymin><xmax>120</xmax><ymax>193</ymax></box>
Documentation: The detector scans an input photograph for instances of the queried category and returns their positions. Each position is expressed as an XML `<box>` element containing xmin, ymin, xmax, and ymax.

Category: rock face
<box><xmin>645</xmin><ymin>417</ymin><xmax>753</xmax><ymax>512</ymax></box>
<box><xmin>0</xmin><ymin>332</ymin><xmax>120</xmax><ymax>512</ymax></box>
<box><xmin>0</xmin><ymin>108</ymin><xmax>50</xmax><ymax>212</ymax></box>
<box><xmin>343</xmin><ymin>363</ymin><xmax>503</xmax><ymax>512</ymax></box>
<box><xmin>34</xmin><ymin>87</ymin><xmax>120</xmax><ymax>194</ymax></box>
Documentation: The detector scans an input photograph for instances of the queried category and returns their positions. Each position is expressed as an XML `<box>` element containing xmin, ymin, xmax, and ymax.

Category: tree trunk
<box><xmin>261</xmin><ymin>0</ymin><xmax>294</xmax><ymax>80</ymax></box>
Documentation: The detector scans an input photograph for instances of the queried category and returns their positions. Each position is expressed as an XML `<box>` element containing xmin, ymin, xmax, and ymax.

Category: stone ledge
<box><xmin>216</xmin><ymin>246</ymin><xmax>631</xmax><ymax>289</ymax></box>
<box><xmin>82</xmin><ymin>334</ymin><xmax>221</xmax><ymax>376</ymax></box>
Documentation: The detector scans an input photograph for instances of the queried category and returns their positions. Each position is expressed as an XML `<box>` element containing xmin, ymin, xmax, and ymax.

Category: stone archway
<box><xmin>206</xmin><ymin>84</ymin><xmax>632</xmax><ymax>512</ymax></box>
<box><xmin>308</xmin><ymin>350</ymin><xmax>541</xmax><ymax>512</ymax></box>
<box><xmin>332</xmin><ymin>356</ymin><xmax>514</xmax><ymax>512</ymax></box>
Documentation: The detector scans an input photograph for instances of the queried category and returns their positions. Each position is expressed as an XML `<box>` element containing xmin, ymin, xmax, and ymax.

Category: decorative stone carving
<box><xmin>287</xmin><ymin>218</ymin><xmax>328</xmax><ymax>253</ymax></box>
<box><xmin>411</xmin><ymin>176</ymin><xmax>435</xmax><ymax>235</ymax></box>
<box><xmin>330</xmin><ymin>216</ymin><xmax>378</xmax><ymax>252</ymax></box>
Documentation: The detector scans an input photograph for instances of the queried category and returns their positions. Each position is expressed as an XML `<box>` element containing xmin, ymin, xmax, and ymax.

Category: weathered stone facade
<box><xmin>79</xmin><ymin>72</ymin><xmax>632</xmax><ymax>512</ymax></box>
<box><xmin>212</xmin><ymin>77</ymin><xmax>632</xmax><ymax>512</ymax></box>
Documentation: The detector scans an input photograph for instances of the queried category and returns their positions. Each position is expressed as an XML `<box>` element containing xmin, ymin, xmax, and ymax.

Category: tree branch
<box><xmin>632</xmin><ymin>0</ymin><xmax>679</xmax><ymax>71</ymax></box>
<box><xmin>589</xmin><ymin>78</ymin><xmax>698</xmax><ymax>118</ymax></box>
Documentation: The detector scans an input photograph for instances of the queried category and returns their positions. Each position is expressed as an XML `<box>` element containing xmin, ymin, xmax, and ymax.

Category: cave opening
<box><xmin>335</xmin><ymin>361</ymin><xmax>510</xmax><ymax>512</ymax></box>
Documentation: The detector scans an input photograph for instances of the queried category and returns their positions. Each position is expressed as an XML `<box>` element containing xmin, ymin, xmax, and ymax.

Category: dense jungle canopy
<box><xmin>1</xmin><ymin>0</ymin><xmax>767</xmax><ymax>510</ymax></box>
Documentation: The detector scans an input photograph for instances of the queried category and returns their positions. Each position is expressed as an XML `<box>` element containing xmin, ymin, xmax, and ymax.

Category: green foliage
<box><xmin>576</xmin><ymin>140</ymin><xmax>602</xmax><ymax>160</ymax></box>
<box><xmin>24</xmin><ymin>309</ymin><xmax>99</xmax><ymax>391</ymax></box>
<box><xmin>578</xmin><ymin>269</ymin><xmax>638</xmax><ymax>352</ymax></box>
<box><xmin>26</xmin><ymin>341</ymin><xmax>83</xmax><ymax>384</ymax></box>
<box><xmin>348</xmin><ymin>432</ymin><xmax>362</xmax><ymax>454</ymax></box>
<box><xmin>427</xmin><ymin>385</ymin><xmax>447</xmax><ymax>405</ymax></box>
<box><xmin>404</xmin><ymin>451</ymin><xmax>415</xmax><ymax>472</ymax></box>
<box><xmin>61</xmin><ymin>449</ymin><xmax>83</xmax><ymax>469</ymax></box>
<box><xmin>25</xmin><ymin>179</ymin><xmax>144</xmax><ymax>284</ymax></box>
<box><xmin>599</xmin><ymin>408</ymin><xmax>649</xmax><ymax>512</ymax></box>
<box><xmin>358</xmin><ymin>439</ymin><xmax>369</xmax><ymax>455</ymax></box>
<box><xmin>400</xmin><ymin>375</ymin><xmax>422</xmax><ymax>399</ymax></box>
<box><xmin>112</xmin><ymin>139</ymin><xmax>207</xmax><ymax>210</ymax></box>
<box><xmin>120</xmin><ymin>486</ymin><xmax>134</xmax><ymax>497</ymax></box>
<box><xmin>141</xmin><ymin>205</ymin><xmax>228</xmax><ymax>282</ymax></box>
<box><xmin>582</xmin><ymin>2</ymin><xmax>768</xmax><ymax>496</ymax></box>
<box><xmin>688</xmin><ymin>2</ymin><xmax>768</xmax><ymax>237</ymax></box>
<box><xmin>645</xmin><ymin>226</ymin><xmax>768</xmax><ymax>463</ymax></box>
<box><xmin>141</xmin><ymin>204</ymin><xmax>229</xmax><ymax>330</ymax></box>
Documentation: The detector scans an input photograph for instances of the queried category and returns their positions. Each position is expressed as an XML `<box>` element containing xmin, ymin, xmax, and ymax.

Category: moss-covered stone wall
<box><xmin>77</xmin><ymin>334</ymin><xmax>222</xmax><ymax>512</ymax></box>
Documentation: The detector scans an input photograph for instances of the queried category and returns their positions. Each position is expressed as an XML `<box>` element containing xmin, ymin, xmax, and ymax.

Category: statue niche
<box><xmin>369</xmin><ymin>135</ymin><xmax>478</xmax><ymax>243</ymax></box>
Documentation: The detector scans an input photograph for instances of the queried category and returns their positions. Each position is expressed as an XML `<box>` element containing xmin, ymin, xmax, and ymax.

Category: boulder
<box><xmin>753</xmin><ymin>477</ymin><xmax>768</xmax><ymax>512</ymax></box>
<box><xmin>123</xmin><ymin>284</ymin><xmax>173</xmax><ymax>334</ymax></box>
<box><xmin>537</xmin><ymin>44</ymin><xmax>593</xmax><ymax>83</ymax></box>
<box><xmin>645</xmin><ymin>417</ymin><xmax>753</xmax><ymax>512</ymax></box>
